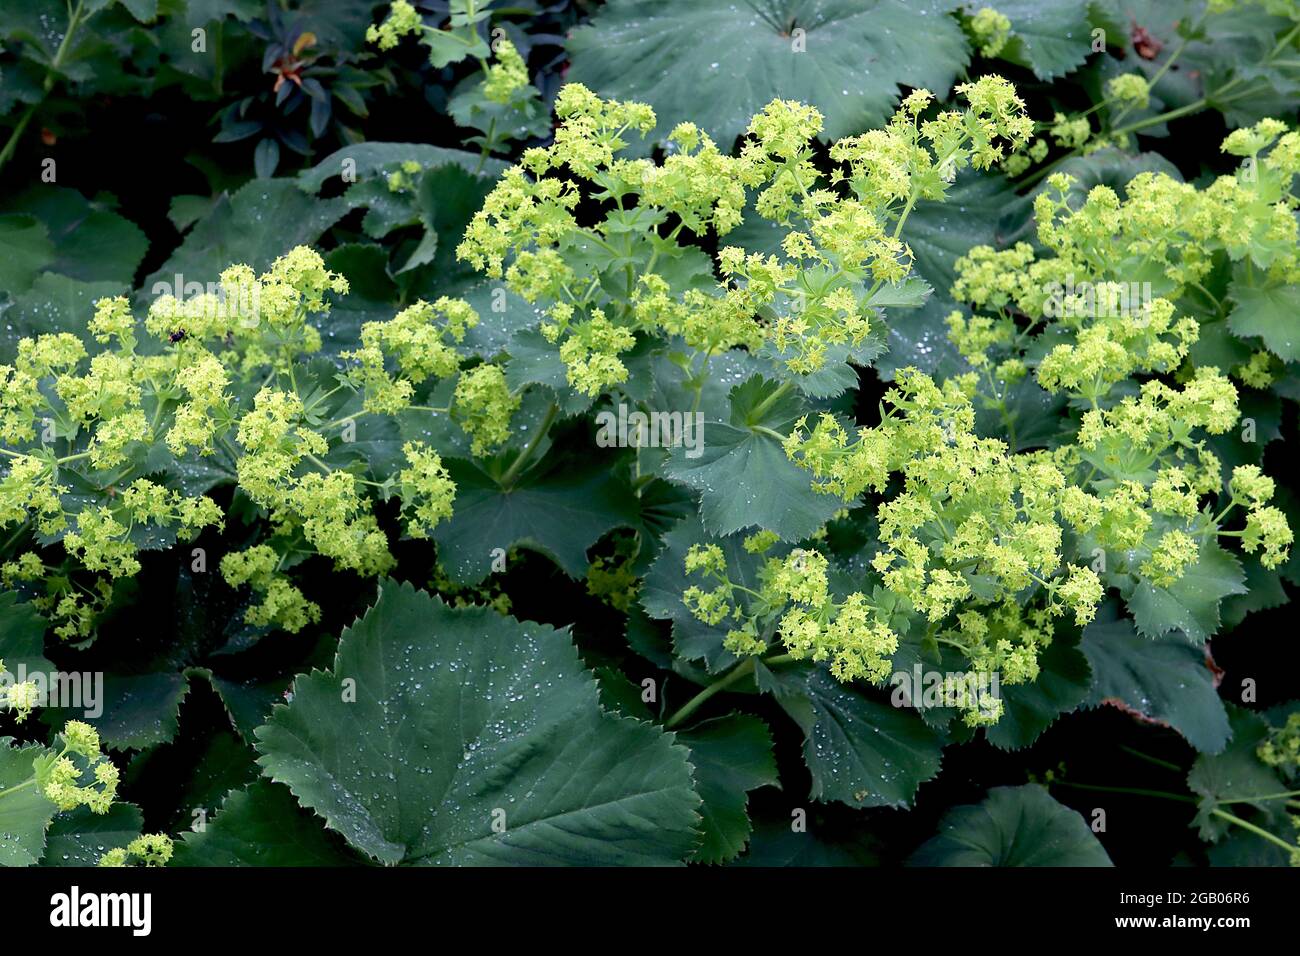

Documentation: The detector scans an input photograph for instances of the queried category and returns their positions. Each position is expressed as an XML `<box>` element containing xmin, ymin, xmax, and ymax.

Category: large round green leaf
<box><xmin>663</xmin><ymin>375</ymin><xmax>842</xmax><ymax>541</ymax></box>
<box><xmin>298</xmin><ymin>144</ymin><xmax>507</xmax><ymax>194</ymax></box>
<box><xmin>174</xmin><ymin>782</ymin><xmax>355</xmax><ymax>867</ymax></box>
<box><xmin>0</xmin><ymin>590</ymin><xmax>53</xmax><ymax>680</ymax></box>
<box><xmin>1126</xmin><ymin>541</ymin><xmax>1247</xmax><ymax>643</ymax></box>
<box><xmin>567</xmin><ymin>0</ymin><xmax>970</xmax><ymax>147</ymax></box>
<box><xmin>0</xmin><ymin>214</ymin><xmax>53</xmax><ymax>295</ymax></box>
<box><xmin>679</xmin><ymin>713</ymin><xmax>779</xmax><ymax>864</ymax></box>
<box><xmin>41</xmin><ymin>802</ymin><xmax>143</xmax><ymax>867</ymax></box>
<box><xmin>995</xmin><ymin>0</ymin><xmax>1094</xmax><ymax>79</ymax></box>
<box><xmin>1228</xmin><ymin>279</ymin><xmax>1300</xmax><ymax>363</ymax></box>
<box><xmin>1081</xmin><ymin>604</ymin><xmax>1230</xmax><ymax>754</ymax></box>
<box><xmin>2</xmin><ymin>186</ymin><xmax>148</xmax><ymax>286</ymax></box>
<box><xmin>910</xmin><ymin>784</ymin><xmax>1113</xmax><ymax>866</ymax></box>
<box><xmin>0</xmin><ymin>739</ymin><xmax>57</xmax><ymax>867</ymax></box>
<box><xmin>431</xmin><ymin>453</ymin><xmax>641</xmax><ymax>586</ymax></box>
<box><xmin>255</xmin><ymin>581</ymin><xmax>701</xmax><ymax>865</ymax></box>
<box><xmin>757</xmin><ymin>662</ymin><xmax>944</xmax><ymax>808</ymax></box>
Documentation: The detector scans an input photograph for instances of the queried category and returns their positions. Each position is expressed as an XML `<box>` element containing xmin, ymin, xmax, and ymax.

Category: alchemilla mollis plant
<box><xmin>2</xmin><ymin>0</ymin><xmax>1300</xmax><ymax>872</ymax></box>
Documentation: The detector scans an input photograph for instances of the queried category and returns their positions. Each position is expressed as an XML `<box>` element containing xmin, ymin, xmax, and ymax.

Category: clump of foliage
<box><xmin>3</xmin><ymin>0</ymin><xmax>1300</xmax><ymax>871</ymax></box>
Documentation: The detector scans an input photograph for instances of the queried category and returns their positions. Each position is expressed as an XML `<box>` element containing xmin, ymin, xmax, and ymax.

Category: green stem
<box><xmin>0</xmin><ymin>0</ymin><xmax>86</xmax><ymax>173</ymax></box>
<box><xmin>890</xmin><ymin>188</ymin><xmax>920</xmax><ymax>241</ymax></box>
<box><xmin>747</xmin><ymin>380</ymin><xmax>793</xmax><ymax>424</ymax></box>
<box><xmin>219</xmin><ymin>435</ymin><xmax>241</xmax><ymax>468</ymax></box>
<box><xmin>1108</xmin><ymin>98</ymin><xmax>1210</xmax><ymax>141</ymax></box>
<box><xmin>0</xmin><ymin>521</ymin><xmax>30</xmax><ymax>555</ymax></box>
<box><xmin>1052</xmin><ymin>782</ymin><xmax>1299</xmax><ymax>854</ymax></box>
<box><xmin>0</xmin><ymin>106</ymin><xmax>38</xmax><ymax>172</ymax></box>
<box><xmin>1218</xmin><ymin>790</ymin><xmax>1300</xmax><ymax>804</ymax></box>
<box><xmin>1118</xmin><ymin>744</ymin><xmax>1183</xmax><ymax>773</ymax></box>
<box><xmin>1211</xmin><ymin>809</ymin><xmax>1297</xmax><ymax>854</ymax></box>
<box><xmin>474</xmin><ymin>117</ymin><xmax>496</xmax><ymax>174</ymax></box>
<box><xmin>302</xmin><ymin>452</ymin><xmax>332</xmax><ymax>473</ymax></box>
<box><xmin>664</xmin><ymin>658</ymin><xmax>756</xmax><ymax>730</ymax></box>
<box><xmin>663</xmin><ymin>652</ymin><xmax>796</xmax><ymax>730</ymax></box>
<box><xmin>326</xmin><ymin>410</ymin><xmax>371</xmax><ymax>430</ymax></box>
<box><xmin>1050</xmin><ymin>780</ymin><xmax>1197</xmax><ymax>804</ymax></box>
<box><xmin>499</xmin><ymin>401</ymin><xmax>558</xmax><ymax>488</ymax></box>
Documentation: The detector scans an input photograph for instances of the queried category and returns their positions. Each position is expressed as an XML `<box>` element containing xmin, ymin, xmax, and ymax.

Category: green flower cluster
<box><xmin>0</xmin><ymin>657</ymin><xmax>40</xmax><ymax>722</ymax></box>
<box><xmin>1259</xmin><ymin>712</ymin><xmax>1300</xmax><ymax>776</ymax></box>
<box><xmin>368</xmin><ymin>2</ymin><xmax>547</xmax><ymax>157</ymax></box>
<box><xmin>967</xmin><ymin>7</ymin><xmax>1012</xmax><ymax>58</ymax></box>
<box><xmin>36</xmin><ymin>721</ymin><xmax>119</xmax><ymax>814</ymax></box>
<box><xmin>648</xmin><ymin>108</ymin><xmax>1293</xmax><ymax>729</ymax></box>
<box><xmin>761</xmin><ymin>122</ymin><xmax>1286</xmax><ymax>717</ymax></box>
<box><xmin>1</xmin><ymin>246</ymin><xmax>467</xmax><ymax>643</ymax></box>
<box><xmin>457</xmin><ymin>79</ymin><xmax>1032</xmax><ymax>397</ymax></box>
<box><xmin>682</xmin><ymin>540</ymin><xmax>899</xmax><ymax>685</ymax></box>
<box><xmin>99</xmin><ymin>834</ymin><xmax>174</xmax><ymax>868</ymax></box>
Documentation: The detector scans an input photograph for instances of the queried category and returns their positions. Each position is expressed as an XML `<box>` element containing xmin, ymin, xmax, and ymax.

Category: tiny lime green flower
<box><xmin>1140</xmin><ymin>530</ymin><xmax>1199</xmax><ymax>588</ymax></box>
<box><xmin>1107</xmin><ymin>73</ymin><xmax>1150</xmax><ymax>109</ymax></box>
<box><xmin>1243</xmin><ymin>505</ymin><xmax>1293</xmax><ymax>568</ymax></box>
<box><xmin>88</xmin><ymin>296</ymin><xmax>136</xmax><ymax>346</ymax></box>
<box><xmin>1</xmin><ymin>678</ymin><xmax>41</xmax><ymax>722</ymax></box>
<box><xmin>1258</xmin><ymin>712</ymin><xmax>1300</xmax><ymax>775</ymax></box>
<box><xmin>483</xmin><ymin>38</ymin><xmax>529</xmax><ymax>103</ymax></box>
<box><xmin>99</xmin><ymin>833</ymin><xmax>174</xmax><ymax>867</ymax></box>
<box><xmin>366</xmin><ymin>0</ymin><xmax>422</xmax><ymax>51</ymax></box>
<box><xmin>398</xmin><ymin>441</ymin><xmax>457</xmax><ymax>539</ymax></box>
<box><xmin>743</xmin><ymin>529</ymin><xmax>780</xmax><ymax>554</ymax></box>
<box><xmin>685</xmin><ymin>543</ymin><xmax>728</xmax><ymax>576</ymax></box>
<box><xmin>1235</xmin><ymin>350</ymin><xmax>1275</xmax><ymax>388</ymax></box>
<box><xmin>969</xmin><ymin>7</ymin><xmax>1012</xmax><ymax>58</ymax></box>
<box><xmin>453</xmin><ymin>364</ymin><xmax>520</xmax><ymax>456</ymax></box>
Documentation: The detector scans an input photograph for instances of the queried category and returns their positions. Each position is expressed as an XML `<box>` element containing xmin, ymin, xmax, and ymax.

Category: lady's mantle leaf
<box><xmin>567</xmin><ymin>0</ymin><xmax>969</xmax><ymax>148</ymax></box>
<box><xmin>995</xmin><ymin>0</ymin><xmax>1094</xmax><ymax>79</ymax></box>
<box><xmin>0</xmin><ymin>273</ymin><xmax>126</xmax><ymax>365</ymax></box>
<box><xmin>984</xmin><ymin>630</ymin><xmax>1091</xmax><ymax>751</ymax></box>
<box><xmin>298</xmin><ymin>143</ymin><xmax>507</xmax><ymax>194</ymax></box>
<box><xmin>139</xmin><ymin>179</ymin><xmax>354</xmax><ymax>299</ymax></box>
<box><xmin>0</xmin><ymin>214</ymin><xmax>53</xmax><ymax>294</ymax></box>
<box><xmin>0</xmin><ymin>739</ymin><xmax>57</xmax><ymax>867</ymax></box>
<box><xmin>909</xmin><ymin>784</ymin><xmax>1113</xmax><ymax>866</ymax></box>
<box><xmin>41</xmin><ymin>803</ymin><xmax>144</xmax><ymax>867</ymax></box>
<box><xmin>255</xmin><ymin>581</ymin><xmax>701</xmax><ymax>865</ymax></box>
<box><xmin>679</xmin><ymin>714</ymin><xmax>779</xmax><ymax>864</ymax></box>
<box><xmin>42</xmin><ymin>672</ymin><xmax>192</xmax><ymax>752</ymax></box>
<box><xmin>1126</xmin><ymin>541</ymin><xmax>1247</xmax><ymax>643</ymax></box>
<box><xmin>0</xmin><ymin>590</ymin><xmax>54</xmax><ymax>678</ymax></box>
<box><xmin>733</xmin><ymin>817</ymin><xmax>882</xmax><ymax>865</ymax></box>
<box><xmin>3</xmin><ymin>186</ymin><xmax>149</xmax><ymax>286</ymax></box>
<box><xmin>1228</xmin><ymin>280</ymin><xmax>1300</xmax><ymax>362</ymax></box>
<box><xmin>756</xmin><ymin>662</ymin><xmax>943</xmax><ymax>809</ymax></box>
<box><xmin>174</xmin><ymin>782</ymin><xmax>355</xmax><ymax>867</ymax></box>
<box><xmin>664</xmin><ymin>375</ymin><xmax>842</xmax><ymax>541</ymax></box>
<box><xmin>431</xmin><ymin>455</ymin><xmax>640</xmax><ymax>586</ymax></box>
<box><xmin>1081</xmin><ymin>604</ymin><xmax>1230</xmax><ymax>754</ymax></box>
<box><xmin>1187</xmin><ymin>706</ymin><xmax>1287</xmax><ymax>843</ymax></box>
